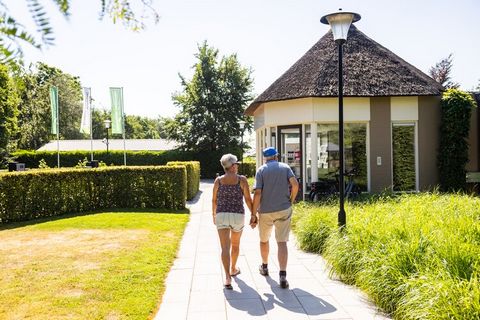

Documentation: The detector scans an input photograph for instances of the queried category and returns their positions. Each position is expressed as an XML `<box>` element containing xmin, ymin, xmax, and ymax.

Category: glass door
<box><xmin>277</xmin><ymin>125</ymin><xmax>303</xmax><ymax>197</ymax></box>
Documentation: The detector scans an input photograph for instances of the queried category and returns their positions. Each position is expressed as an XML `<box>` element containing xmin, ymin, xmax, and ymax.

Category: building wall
<box><xmin>369</xmin><ymin>97</ymin><xmax>392</xmax><ymax>193</ymax></box>
<box><xmin>253</xmin><ymin>96</ymin><xmax>446</xmax><ymax>193</ymax></box>
<box><xmin>418</xmin><ymin>96</ymin><xmax>441</xmax><ymax>190</ymax></box>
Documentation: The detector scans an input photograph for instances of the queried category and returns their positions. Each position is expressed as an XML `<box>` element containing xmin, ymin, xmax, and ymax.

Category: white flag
<box><xmin>80</xmin><ymin>87</ymin><xmax>91</xmax><ymax>134</ymax></box>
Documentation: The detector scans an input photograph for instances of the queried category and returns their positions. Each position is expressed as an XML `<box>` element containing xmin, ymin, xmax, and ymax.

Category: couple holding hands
<box><xmin>212</xmin><ymin>147</ymin><xmax>299</xmax><ymax>290</ymax></box>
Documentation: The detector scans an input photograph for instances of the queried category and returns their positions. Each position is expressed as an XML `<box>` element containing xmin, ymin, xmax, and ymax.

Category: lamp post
<box><xmin>321</xmin><ymin>9</ymin><xmax>361</xmax><ymax>229</ymax></box>
<box><xmin>238</xmin><ymin>120</ymin><xmax>246</xmax><ymax>175</ymax></box>
<box><xmin>103</xmin><ymin>119</ymin><xmax>111</xmax><ymax>154</ymax></box>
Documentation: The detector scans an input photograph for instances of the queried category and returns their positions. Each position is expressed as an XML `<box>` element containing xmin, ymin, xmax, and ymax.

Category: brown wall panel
<box><xmin>369</xmin><ymin>97</ymin><xmax>392</xmax><ymax>192</ymax></box>
<box><xmin>418</xmin><ymin>96</ymin><xmax>441</xmax><ymax>190</ymax></box>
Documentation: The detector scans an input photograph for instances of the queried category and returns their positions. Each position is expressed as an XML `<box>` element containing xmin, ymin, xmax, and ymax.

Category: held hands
<box><xmin>249</xmin><ymin>214</ymin><xmax>258</xmax><ymax>229</ymax></box>
<box><xmin>212</xmin><ymin>214</ymin><xmax>216</xmax><ymax>225</ymax></box>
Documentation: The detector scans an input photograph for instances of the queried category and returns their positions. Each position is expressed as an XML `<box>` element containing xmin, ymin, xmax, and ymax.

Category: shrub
<box><xmin>292</xmin><ymin>193</ymin><xmax>480</xmax><ymax>319</ymax></box>
<box><xmin>167</xmin><ymin>161</ymin><xmax>200</xmax><ymax>200</ymax></box>
<box><xmin>0</xmin><ymin>166</ymin><xmax>187</xmax><ymax>223</ymax></box>
<box><xmin>12</xmin><ymin>149</ymin><xmax>233</xmax><ymax>178</ymax></box>
<box><xmin>438</xmin><ymin>89</ymin><xmax>477</xmax><ymax>191</ymax></box>
<box><xmin>240</xmin><ymin>158</ymin><xmax>256</xmax><ymax>177</ymax></box>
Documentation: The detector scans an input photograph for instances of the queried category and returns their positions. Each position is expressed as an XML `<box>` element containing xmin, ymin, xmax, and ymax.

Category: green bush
<box><xmin>0</xmin><ymin>166</ymin><xmax>187</xmax><ymax>223</ymax></box>
<box><xmin>167</xmin><ymin>161</ymin><xmax>200</xmax><ymax>200</ymax></box>
<box><xmin>240</xmin><ymin>159</ymin><xmax>256</xmax><ymax>177</ymax></box>
<box><xmin>438</xmin><ymin>89</ymin><xmax>477</xmax><ymax>191</ymax></box>
<box><xmin>292</xmin><ymin>193</ymin><xmax>480</xmax><ymax>319</ymax></box>
<box><xmin>12</xmin><ymin>149</ymin><xmax>234</xmax><ymax>178</ymax></box>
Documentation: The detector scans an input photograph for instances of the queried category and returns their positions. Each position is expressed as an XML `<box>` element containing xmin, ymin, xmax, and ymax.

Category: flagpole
<box><xmin>90</xmin><ymin>90</ymin><xmax>93</xmax><ymax>161</ymax></box>
<box><xmin>122</xmin><ymin>88</ymin><xmax>126</xmax><ymax>166</ymax></box>
<box><xmin>56</xmin><ymin>95</ymin><xmax>60</xmax><ymax>168</ymax></box>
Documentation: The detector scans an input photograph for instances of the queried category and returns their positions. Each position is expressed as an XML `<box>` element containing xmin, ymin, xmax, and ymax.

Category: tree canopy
<box><xmin>167</xmin><ymin>42</ymin><xmax>253</xmax><ymax>152</ymax></box>
<box><xmin>0</xmin><ymin>63</ymin><xmax>19</xmax><ymax>158</ymax></box>
<box><xmin>429</xmin><ymin>54</ymin><xmax>460</xmax><ymax>89</ymax></box>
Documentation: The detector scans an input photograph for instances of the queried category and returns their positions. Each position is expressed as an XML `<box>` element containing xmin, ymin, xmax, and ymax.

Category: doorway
<box><xmin>277</xmin><ymin>125</ymin><xmax>303</xmax><ymax>194</ymax></box>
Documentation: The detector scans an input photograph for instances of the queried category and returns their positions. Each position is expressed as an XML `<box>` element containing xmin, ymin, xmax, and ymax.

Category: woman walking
<box><xmin>212</xmin><ymin>154</ymin><xmax>253</xmax><ymax>289</ymax></box>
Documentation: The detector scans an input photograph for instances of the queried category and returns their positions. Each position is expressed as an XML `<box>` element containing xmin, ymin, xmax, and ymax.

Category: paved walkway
<box><xmin>155</xmin><ymin>181</ymin><xmax>390</xmax><ymax>320</ymax></box>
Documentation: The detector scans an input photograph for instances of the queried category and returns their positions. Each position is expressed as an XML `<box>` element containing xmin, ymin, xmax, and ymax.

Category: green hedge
<box><xmin>167</xmin><ymin>161</ymin><xmax>200</xmax><ymax>200</ymax></box>
<box><xmin>0</xmin><ymin>166</ymin><xmax>187</xmax><ymax>223</ymax></box>
<box><xmin>240</xmin><ymin>159</ymin><xmax>256</xmax><ymax>177</ymax></box>
<box><xmin>12</xmin><ymin>149</ymin><xmax>237</xmax><ymax>178</ymax></box>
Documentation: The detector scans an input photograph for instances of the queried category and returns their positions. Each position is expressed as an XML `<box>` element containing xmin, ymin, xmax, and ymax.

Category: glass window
<box><xmin>392</xmin><ymin>124</ymin><xmax>416</xmax><ymax>191</ymax></box>
<box><xmin>305</xmin><ymin>125</ymin><xmax>311</xmax><ymax>188</ymax></box>
<box><xmin>317</xmin><ymin>123</ymin><xmax>368</xmax><ymax>191</ymax></box>
<box><xmin>270</xmin><ymin>127</ymin><xmax>276</xmax><ymax>149</ymax></box>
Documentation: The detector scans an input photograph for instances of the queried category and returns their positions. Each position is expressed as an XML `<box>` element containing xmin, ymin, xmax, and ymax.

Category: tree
<box><xmin>0</xmin><ymin>1</ymin><xmax>159</xmax><ymax>67</ymax></box>
<box><xmin>16</xmin><ymin>62</ymin><xmax>83</xmax><ymax>149</ymax></box>
<box><xmin>0</xmin><ymin>63</ymin><xmax>19</xmax><ymax>159</ymax></box>
<box><xmin>167</xmin><ymin>42</ymin><xmax>253</xmax><ymax>152</ymax></box>
<box><xmin>429</xmin><ymin>54</ymin><xmax>460</xmax><ymax>89</ymax></box>
<box><xmin>476</xmin><ymin>79</ymin><xmax>480</xmax><ymax>91</ymax></box>
<box><xmin>438</xmin><ymin>89</ymin><xmax>476</xmax><ymax>191</ymax></box>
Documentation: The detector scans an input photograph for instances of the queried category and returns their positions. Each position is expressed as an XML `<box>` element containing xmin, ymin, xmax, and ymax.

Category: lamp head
<box><xmin>320</xmin><ymin>9</ymin><xmax>361</xmax><ymax>43</ymax></box>
<box><xmin>103</xmin><ymin>119</ymin><xmax>112</xmax><ymax>129</ymax></box>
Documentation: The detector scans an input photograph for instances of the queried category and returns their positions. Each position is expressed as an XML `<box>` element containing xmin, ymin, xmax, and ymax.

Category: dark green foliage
<box><xmin>15</xmin><ymin>62</ymin><xmax>83</xmax><ymax>149</ymax></box>
<box><xmin>0</xmin><ymin>166</ymin><xmax>187</xmax><ymax>223</ymax></box>
<box><xmin>167</xmin><ymin>41</ymin><xmax>253</xmax><ymax>152</ymax></box>
<box><xmin>0</xmin><ymin>64</ymin><xmax>19</xmax><ymax>160</ymax></box>
<box><xmin>167</xmin><ymin>161</ymin><xmax>200</xmax><ymax>200</ymax></box>
<box><xmin>392</xmin><ymin>125</ymin><xmax>416</xmax><ymax>191</ymax></box>
<box><xmin>12</xmin><ymin>148</ymin><xmax>234</xmax><ymax>178</ymax></box>
<box><xmin>438</xmin><ymin>89</ymin><xmax>477</xmax><ymax>191</ymax></box>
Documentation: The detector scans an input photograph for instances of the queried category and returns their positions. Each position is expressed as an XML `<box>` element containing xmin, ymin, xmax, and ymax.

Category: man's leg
<box><xmin>260</xmin><ymin>240</ymin><xmax>269</xmax><ymax>264</ymax></box>
<box><xmin>258</xmin><ymin>213</ymin><xmax>273</xmax><ymax>276</ymax></box>
<box><xmin>277</xmin><ymin>241</ymin><xmax>288</xmax><ymax>271</ymax></box>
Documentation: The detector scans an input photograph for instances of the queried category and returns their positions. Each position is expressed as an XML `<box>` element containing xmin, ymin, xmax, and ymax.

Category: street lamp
<box><xmin>321</xmin><ymin>9</ymin><xmax>361</xmax><ymax>229</ymax></box>
<box><xmin>103</xmin><ymin>119</ymin><xmax>112</xmax><ymax>154</ymax></box>
<box><xmin>238</xmin><ymin>120</ymin><xmax>246</xmax><ymax>174</ymax></box>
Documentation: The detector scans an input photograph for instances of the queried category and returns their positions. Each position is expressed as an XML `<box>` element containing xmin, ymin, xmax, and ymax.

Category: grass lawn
<box><xmin>0</xmin><ymin>211</ymin><xmax>189</xmax><ymax>320</ymax></box>
<box><xmin>292</xmin><ymin>193</ymin><xmax>480</xmax><ymax>319</ymax></box>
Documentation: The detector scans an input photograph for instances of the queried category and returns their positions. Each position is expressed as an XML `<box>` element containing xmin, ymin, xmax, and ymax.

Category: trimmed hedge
<box><xmin>167</xmin><ymin>161</ymin><xmax>200</xmax><ymax>200</ymax></box>
<box><xmin>240</xmin><ymin>159</ymin><xmax>256</xmax><ymax>177</ymax></box>
<box><xmin>12</xmin><ymin>149</ymin><xmax>237</xmax><ymax>178</ymax></box>
<box><xmin>0</xmin><ymin>166</ymin><xmax>187</xmax><ymax>223</ymax></box>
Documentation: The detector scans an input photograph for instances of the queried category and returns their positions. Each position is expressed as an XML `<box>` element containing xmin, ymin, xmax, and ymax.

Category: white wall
<box><xmin>261</xmin><ymin>97</ymin><xmax>370</xmax><ymax>126</ymax></box>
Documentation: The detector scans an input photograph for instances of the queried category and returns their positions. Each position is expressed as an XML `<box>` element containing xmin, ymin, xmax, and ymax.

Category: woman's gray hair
<box><xmin>220</xmin><ymin>153</ymin><xmax>239</xmax><ymax>170</ymax></box>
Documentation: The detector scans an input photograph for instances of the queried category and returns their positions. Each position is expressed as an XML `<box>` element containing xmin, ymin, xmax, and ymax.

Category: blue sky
<box><xmin>7</xmin><ymin>0</ymin><xmax>480</xmax><ymax>118</ymax></box>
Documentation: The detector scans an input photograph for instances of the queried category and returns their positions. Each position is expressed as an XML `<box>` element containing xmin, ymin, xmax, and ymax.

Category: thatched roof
<box><xmin>246</xmin><ymin>25</ymin><xmax>443</xmax><ymax>115</ymax></box>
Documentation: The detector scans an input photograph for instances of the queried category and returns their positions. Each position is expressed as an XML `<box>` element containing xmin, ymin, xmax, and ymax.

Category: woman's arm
<box><xmin>212</xmin><ymin>178</ymin><xmax>220</xmax><ymax>224</ymax></box>
<box><xmin>240</xmin><ymin>176</ymin><xmax>253</xmax><ymax>213</ymax></box>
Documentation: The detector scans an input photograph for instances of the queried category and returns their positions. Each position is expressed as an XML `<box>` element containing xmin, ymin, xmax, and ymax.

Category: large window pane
<box><xmin>317</xmin><ymin>123</ymin><xmax>367</xmax><ymax>191</ymax></box>
<box><xmin>392</xmin><ymin>124</ymin><xmax>416</xmax><ymax>191</ymax></box>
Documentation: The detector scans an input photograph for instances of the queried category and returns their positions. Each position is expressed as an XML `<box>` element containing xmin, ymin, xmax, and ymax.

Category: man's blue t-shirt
<box><xmin>254</xmin><ymin>160</ymin><xmax>295</xmax><ymax>213</ymax></box>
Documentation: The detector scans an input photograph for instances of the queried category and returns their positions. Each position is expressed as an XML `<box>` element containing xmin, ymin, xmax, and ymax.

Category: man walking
<box><xmin>251</xmin><ymin>147</ymin><xmax>299</xmax><ymax>288</ymax></box>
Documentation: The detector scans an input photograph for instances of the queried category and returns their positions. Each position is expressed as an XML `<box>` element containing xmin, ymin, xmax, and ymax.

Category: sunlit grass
<box><xmin>0</xmin><ymin>211</ymin><xmax>189</xmax><ymax>319</ymax></box>
<box><xmin>292</xmin><ymin>193</ymin><xmax>480</xmax><ymax>319</ymax></box>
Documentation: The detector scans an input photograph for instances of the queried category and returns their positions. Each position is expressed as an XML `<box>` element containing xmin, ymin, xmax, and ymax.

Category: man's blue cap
<box><xmin>263</xmin><ymin>147</ymin><xmax>278</xmax><ymax>157</ymax></box>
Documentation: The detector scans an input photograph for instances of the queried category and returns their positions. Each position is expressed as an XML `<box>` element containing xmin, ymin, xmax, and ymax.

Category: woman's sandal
<box><xmin>224</xmin><ymin>283</ymin><xmax>233</xmax><ymax>290</ymax></box>
<box><xmin>230</xmin><ymin>268</ymin><xmax>241</xmax><ymax>277</ymax></box>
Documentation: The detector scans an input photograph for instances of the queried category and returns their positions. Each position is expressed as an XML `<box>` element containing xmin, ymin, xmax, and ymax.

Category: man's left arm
<box><xmin>289</xmin><ymin>176</ymin><xmax>299</xmax><ymax>204</ymax></box>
